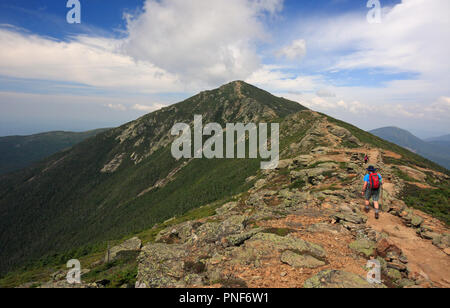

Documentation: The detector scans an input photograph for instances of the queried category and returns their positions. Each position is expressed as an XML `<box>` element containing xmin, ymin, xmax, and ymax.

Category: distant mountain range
<box><xmin>0</xmin><ymin>129</ymin><xmax>109</xmax><ymax>175</ymax></box>
<box><xmin>425</xmin><ymin>134</ymin><xmax>450</xmax><ymax>150</ymax></box>
<box><xmin>370</xmin><ymin>127</ymin><xmax>450</xmax><ymax>169</ymax></box>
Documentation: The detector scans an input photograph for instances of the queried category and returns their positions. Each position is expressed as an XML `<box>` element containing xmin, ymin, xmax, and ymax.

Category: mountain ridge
<box><xmin>0</xmin><ymin>81</ymin><xmax>307</xmax><ymax>275</ymax></box>
<box><xmin>0</xmin><ymin>128</ymin><xmax>109</xmax><ymax>175</ymax></box>
<box><xmin>369</xmin><ymin>126</ymin><xmax>450</xmax><ymax>170</ymax></box>
<box><xmin>0</xmin><ymin>81</ymin><xmax>448</xmax><ymax>288</ymax></box>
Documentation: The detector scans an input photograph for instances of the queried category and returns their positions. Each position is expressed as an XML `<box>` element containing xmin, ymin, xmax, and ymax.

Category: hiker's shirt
<box><xmin>363</xmin><ymin>173</ymin><xmax>382</xmax><ymax>191</ymax></box>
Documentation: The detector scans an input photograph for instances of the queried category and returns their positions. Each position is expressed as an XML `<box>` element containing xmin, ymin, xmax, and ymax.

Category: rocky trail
<box><xmin>27</xmin><ymin>113</ymin><xmax>450</xmax><ymax>289</ymax></box>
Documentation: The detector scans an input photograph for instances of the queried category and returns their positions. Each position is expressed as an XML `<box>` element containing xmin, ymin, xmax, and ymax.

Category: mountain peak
<box><xmin>1</xmin><ymin>84</ymin><xmax>449</xmax><ymax>288</ymax></box>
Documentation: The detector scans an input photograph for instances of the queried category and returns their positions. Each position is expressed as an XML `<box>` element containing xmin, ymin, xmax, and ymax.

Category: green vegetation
<box><xmin>0</xmin><ymin>198</ymin><xmax>229</xmax><ymax>287</ymax></box>
<box><xmin>325</xmin><ymin>115</ymin><xmax>449</xmax><ymax>175</ymax></box>
<box><xmin>1</xmin><ymin>81</ymin><xmax>448</xmax><ymax>286</ymax></box>
<box><xmin>311</xmin><ymin>184</ymin><xmax>340</xmax><ymax>193</ymax></box>
<box><xmin>370</xmin><ymin>127</ymin><xmax>450</xmax><ymax>170</ymax></box>
<box><xmin>262</xmin><ymin>228</ymin><xmax>295</xmax><ymax>237</ymax></box>
<box><xmin>289</xmin><ymin>179</ymin><xmax>306</xmax><ymax>190</ymax></box>
<box><xmin>402</xmin><ymin>183</ymin><xmax>450</xmax><ymax>226</ymax></box>
<box><xmin>0</xmin><ymin>81</ymin><xmax>310</xmax><ymax>276</ymax></box>
<box><xmin>392</xmin><ymin>166</ymin><xmax>417</xmax><ymax>182</ymax></box>
<box><xmin>82</xmin><ymin>251</ymin><xmax>139</xmax><ymax>288</ymax></box>
<box><xmin>0</xmin><ymin>128</ymin><xmax>109</xmax><ymax>175</ymax></box>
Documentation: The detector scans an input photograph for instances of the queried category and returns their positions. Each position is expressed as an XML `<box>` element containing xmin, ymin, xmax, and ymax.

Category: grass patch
<box><xmin>82</xmin><ymin>251</ymin><xmax>139</xmax><ymax>288</ymax></box>
<box><xmin>136</xmin><ymin>198</ymin><xmax>229</xmax><ymax>244</ymax></box>
<box><xmin>262</xmin><ymin>228</ymin><xmax>295</xmax><ymax>237</ymax></box>
<box><xmin>289</xmin><ymin>179</ymin><xmax>306</xmax><ymax>190</ymax></box>
<box><xmin>392</xmin><ymin>166</ymin><xmax>417</xmax><ymax>182</ymax></box>
<box><xmin>311</xmin><ymin>184</ymin><xmax>340</xmax><ymax>193</ymax></box>
<box><xmin>308</xmin><ymin>161</ymin><xmax>334</xmax><ymax>169</ymax></box>
<box><xmin>401</xmin><ymin>183</ymin><xmax>450</xmax><ymax>226</ymax></box>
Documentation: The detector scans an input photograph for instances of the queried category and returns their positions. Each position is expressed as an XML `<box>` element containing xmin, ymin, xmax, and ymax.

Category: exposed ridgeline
<box><xmin>0</xmin><ymin>129</ymin><xmax>109</xmax><ymax>175</ymax></box>
<box><xmin>0</xmin><ymin>81</ymin><xmax>306</xmax><ymax>275</ymax></box>
<box><xmin>1</xmin><ymin>82</ymin><xmax>449</xmax><ymax>288</ymax></box>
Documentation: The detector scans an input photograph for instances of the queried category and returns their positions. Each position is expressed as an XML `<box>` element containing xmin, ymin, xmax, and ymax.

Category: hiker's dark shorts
<box><xmin>365</xmin><ymin>189</ymin><xmax>380</xmax><ymax>201</ymax></box>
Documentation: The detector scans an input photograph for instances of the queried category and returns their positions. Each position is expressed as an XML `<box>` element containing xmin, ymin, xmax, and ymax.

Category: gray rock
<box><xmin>332</xmin><ymin>211</ymin><xmax>368</xmax><ymax>225</ymax></box>
<box><xmin>280</xmin><ymin>251</ymin><xmax>325</xmax><ymax>269</ymax></box>
<box><xmin>226</xmin><ymin>228</ymin><xmax>263</xmax><ymax>246</ymax></box>
<box><xmin>304</xmin><ymin>270</ymin><xmax>384</xmax><ymax>288</ymax></box>
<box><xmin>136</xmin><ymin>243</ymin><xmax>188</xmax><ymax>288</ymax></box>
<box><xmin>307</xmin><ymin>223</ymin><xmax>349</xmax><ymax>235</ymax></box>
<box><xmin>215</xmin><ymin>202</ymin><xmax>238</xmax><ymax>216</ymax></box>
<box><xmin>349</xmin><ymin>239</ymin><xmax>376</xmax><ymax>257</ymax></box>
<box><xmin>105</xmin><ymin>237</ymin><xmax>142</xmax><ymax>263</ymax></box>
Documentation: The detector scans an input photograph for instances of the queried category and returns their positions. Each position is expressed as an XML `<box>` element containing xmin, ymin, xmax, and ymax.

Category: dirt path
<box><xmin>343</xmin><ymin>150</ymin><xmax>450</xmax><ymax>288</ymax></box>
<box><xmin>366</xmin><ymin>212</ymin><xmax>450</xmax><ymax>287</ymax></box>
<box><xmin>367</xmin><ymin>148</ymin><xmax>382</xmax><ymax>165</ymax></box>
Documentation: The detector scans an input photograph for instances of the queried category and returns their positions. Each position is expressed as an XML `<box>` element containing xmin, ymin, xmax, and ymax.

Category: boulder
<box><xmin>250</xmin><ymin>233</ymin><xmax>326</xmax><ymax>259</ymax></box>
<box><xmin>386</xmin><ymin>268</ymin><xmax>402</xmax><ymax>281</ymax></box>
<box><xmin>226</xmin><ymin>228</ymin><xmax>263</xmax><ymax>246</ymax></box>
<box><xmin>307</xmin><ymin>223</ymin><xmax>349</xmax><ymax>235</ymax></box>
<box><xmin>136</xmin><ymin>243</ymin><xmax>188</xmax><ymax>288</ymax></box>
<box><xmin>349</xmin><ymin>239</ymin><xmax>376</xmax><ymax>257</ymax></box>
<box><xmin>291</xmin><ymin>155</ymin><xmax>314</xmax><ymax>169</ymax></box>
<box><xmin>215</xmin><ymin>202</ymin><xmax>238</xmax><ymax>216</ymax></box>
<box><xmin>304</xmin><ymin>270</ymin><xmax>383</xmax><ymax>288</ymax></box>
<box><xmin>229</xmin><ymin>233</ymin><xmax>326</xmax><ymax>267</ymax></box>
<box><xmin>277</xmin><ymin>159</ymin><xmax>293</xmax><ymax>169</ymax></box>
<box><xmin>410</xmin><ymin>215</ymin><xmax>424</xmax><ymax>228</ymax></box>
<box><xmin>155</xmin><ymin>221</ymin><xmax>198</xmax><ymax>244</ymax></box>
<box><xmin>196</xmin><ymin>215</ymin><xmax>248</xmax><ymax>243</ymax></box>
<box><xmin>105</xmin><ymin>237</ymin><xmax>142</xmax><ymax>263</ymax></box>
<box><xmin>432</xmin><ymin>233</ymin><xmax>450</xmax><ymax>249</ymax></box>
<box><xmin>280</xmin><ymin>251</ymin><xmax>325</xmax><ymax>269</ymax></box>
<box><xmin>332</xmin><ymin>211</ymin><xmax>367</xmax><ymax>225</ymax></box>
<box><xmin>397</xmin><ymin>278</ymin><xmax>416</xmax><ymax>288</ymax></box>
<box><xmin>376</xmin><ymin>238</ymin><xmax>403</xmax><ymax>259</ymax></box>
<box><xmin>420</xmin><ymin>231</ymin><xmax>440</xmax><ymax>241</ymax></box>
<box><xmin>254</xmin><ymin>179</ymin><xmax>266</xmax><ymax>189</ymax></box>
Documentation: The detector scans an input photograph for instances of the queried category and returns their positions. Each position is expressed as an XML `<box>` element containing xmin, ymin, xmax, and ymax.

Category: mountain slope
<box><xmin>2</xmin><ymin>101</ymin><xmax>449</xmax><ymax>289</ymax></box>
<box><xmin>426</xmin><ymin>134</ymin><xmax>450</xmax><ymax>142</ymax></box>
<box><xmin>0</xmin><ymin>129</ymin><xmax>109</xmax><ymax>175</ymax></box>
<box><xmin>370</xmin><ymin>127</ymin><xmax>450</xmax><ymax>169</ymax></box>
<box><xmin>0</xmin><ymin>81</ymin><xmax>308</xmax><ymax>275</ymax></box>
<box><xmin>425</xmin><ymin>134</ymin><xmax>450</xmax><ymax>151</ymax></box>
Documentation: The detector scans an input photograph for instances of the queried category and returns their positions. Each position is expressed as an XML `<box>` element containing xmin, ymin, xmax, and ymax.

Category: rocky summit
<box><xmin>0</xmin><ymin>81</ymin><xmax>448</xmax><ymax>288</ymax></box>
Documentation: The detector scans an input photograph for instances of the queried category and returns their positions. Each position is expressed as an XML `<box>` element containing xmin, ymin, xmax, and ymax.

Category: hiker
<box><xmin>364</xmin><ymin>154</ymin><xmax>369</xmax><ymax>164</ymax></box>
<box><xmin>362</xmin><ymin>165</ymin><xmax>382</xmax><ymax>219</ymax></box>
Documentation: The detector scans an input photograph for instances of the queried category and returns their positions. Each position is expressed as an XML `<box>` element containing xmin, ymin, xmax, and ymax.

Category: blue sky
<box><xmin>0</xmin><ymin>0</ymin><xmax>449</xmax><ymax>138</ymax></box>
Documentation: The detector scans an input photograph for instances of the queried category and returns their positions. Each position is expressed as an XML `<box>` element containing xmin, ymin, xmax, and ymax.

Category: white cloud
<box><xmin>276</xmin><ymin>39</ymin><xmax>307</xmax><ymax>61</ymax></box>
<box><xmin>316</xmin><ymin>88</ymin><xmax>336</xmax><ymax>98</ymax></box>
<box><xmin>0</xmin><ymin>0</ymin><xmax>448</xmax><ymax>134</ymax></box>
<box><xmin>132</xmin><ymin>103</ymin><xmax>166</xmax><ymax>112</ymax></box>
<box><xmin>277</xmin><ymin>0</ymin><xmax>450</xmax><ymax>129</ymax></box>
<box><xmin>300</xmin><ymin>0</ymin><xmax>450</xmax><ymax>80</ymax></box>
<box><xmin>423</xmin><ymin>96</ymin><xmax>450</xmax><ymax>120</ymax></box>
<box><xmin>0</xmin><ymin>0</ymin><xmax>285</xmax><ymax>93</ymax></box>
<box><xmin>122</xmin><ymin>0</ymin><xmax>283</xmax><ymax>85</ymax></box>
<box><xmin>105</xmin><ymin>103</ymin><xmax>127</xmax><ymax>111</ymax></box>
<box><xmin>246</xmin><ymin>65</ymin><xmax>321</xmax><ymax>92</ymax></box>
<box><xmin>0</xmin><ymin>28</ymin><xmax>182</xmax><ymax>93</ymax></box>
